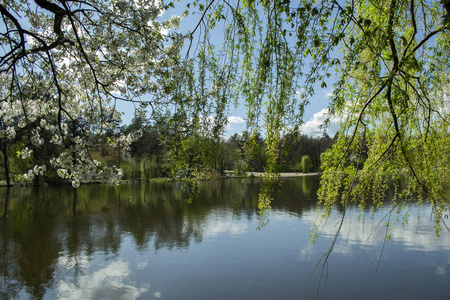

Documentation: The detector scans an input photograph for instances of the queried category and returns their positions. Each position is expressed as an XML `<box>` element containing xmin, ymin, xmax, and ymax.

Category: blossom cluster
<box><xmin>22</xmin><ymin>165</ymin><xmax>47</xmax><ymax>181</ymax></box>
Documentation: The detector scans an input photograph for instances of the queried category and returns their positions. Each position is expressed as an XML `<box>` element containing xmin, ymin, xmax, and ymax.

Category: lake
<box><xmin>0</xmin><ymin>177</ymin><xmax>449</xmax><ymax>299</ymax></box>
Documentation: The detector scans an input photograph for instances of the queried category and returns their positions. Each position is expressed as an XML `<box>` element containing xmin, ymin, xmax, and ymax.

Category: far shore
<box><xmin>246</xmin><ymin>172</ymin><xmax>319</xmax><ymax>177</ymax></box>
<box><xmin>220</xmin><ymin>170</ymin><xmax>320</xmax><ymax>178</ymax></box>
<box><xmin>0</xmin><ymin>171</ymin><xmax>320</xmax><ymax>187</ymax></box>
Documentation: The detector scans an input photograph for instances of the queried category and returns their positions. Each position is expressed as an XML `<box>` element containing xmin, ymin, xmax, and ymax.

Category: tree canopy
<box><xmin>1</xmin><ymin>0</ymin><xmax>184</xmax><ymax>186</ymax></box>
<box><xmin>1</xmin><ymin>0</ymin><xmax>449</xmax><ymax>233</ymax></box>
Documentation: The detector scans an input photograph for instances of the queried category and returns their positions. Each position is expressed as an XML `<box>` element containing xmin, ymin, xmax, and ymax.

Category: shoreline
<box><xmin>245</xmin><ymin>172</ymin><xmax>320</xmax><ymax>177</ymax></box>
<box><xmin>0</xmin><ymin>172</ymin><xmax>320</xmax><ymax>187</ymax></box>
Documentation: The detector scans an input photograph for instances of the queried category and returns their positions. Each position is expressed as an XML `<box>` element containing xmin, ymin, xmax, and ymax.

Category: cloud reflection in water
<box><xmin>55</xmin><ymin>255</ymin><xmax>148</xmax><ymax>300</ymax></box>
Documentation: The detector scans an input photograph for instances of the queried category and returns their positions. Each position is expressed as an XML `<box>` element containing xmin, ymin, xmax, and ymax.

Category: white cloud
<box><xmin>301</xmin><ymin>205</ymin><xmax>450</xmax><ymax>254</ymax></box>
<box><xmin>228</xmin><ymin>116</ymin><xmax>245</xmax><ymax>124</ymax></box>
<box><xmin>200</xmin><ymin>212</ymin><xmax>248</xmax><ymax>237</ymax></box>
<box><xmin>300</xmin><ymin>108</ymin><xmax>339</xmax><ymax>137</ymax></box>
<box><xmin>226</xmin><ymin>116</ymin><xmax>246</xmax><ymax>134</ymax></box>
<box><xmin>55</xmin><ymin>256</ymin><xmax>149</xmax><ymax>299</ymax></box>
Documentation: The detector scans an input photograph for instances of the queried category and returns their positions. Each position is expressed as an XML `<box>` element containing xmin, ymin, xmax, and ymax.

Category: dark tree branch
<box><xmin>33</xmin><ymin>0</ymin><xmax>67</xmax><ymax>37</ymax></box>
<box><xmin>186</xmin><ymin>0</ymin><xmax>216</xmax><ymax>58</ymax></box>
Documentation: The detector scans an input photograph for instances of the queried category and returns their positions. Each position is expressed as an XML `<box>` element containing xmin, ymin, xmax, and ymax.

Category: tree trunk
<box><xmin>1</xmin><ymin>144</ymin><xmax>11</xmax><ymax>187</ymax></box>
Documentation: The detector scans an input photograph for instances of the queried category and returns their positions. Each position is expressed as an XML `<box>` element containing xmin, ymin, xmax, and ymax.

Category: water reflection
<box><xmin>0</xmin><ymin>177</ymin><xmax>449</xmax><ymax>299</ymax></box>
<box><xmin>55</xmin><ymin>255</ymin><xmax>148</xmax><ymax>300</ymax></box>
<box><xmin>303</xmin><ymin>204</ymin><xmax>450</xmax><ymax>254</ymax></box>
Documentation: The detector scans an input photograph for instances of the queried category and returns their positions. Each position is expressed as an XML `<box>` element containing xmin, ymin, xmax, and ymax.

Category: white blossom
<box><xmin>30</xmin><ymin>128</ymin><xmax>44</xmax><ymax>147</ymax></box>
<box><xmin>57</xmin><ymin>169</ymin><xmax>69</xmax><ymax>178</ymax></box>
<box><xmin>23</xmin><ymin>169</ymin><xmax>35</xmax><ymax>181</ymax></box>
<box><xmin>33</xmin><ymin>165</ymin><xmax>47</xmax><ymax>176</ymax></box>
<box><xmin>18</xmin><ymin>147</ymin><xmax>33</xmax><ymax>159</ymax></box>
<box><xmin>6</xmin><ymin>127</ymin><xmax>15</xmax><ymax>139</ymax></box>
<box><xmin>71</xmin><ymin>179</ymin><xmax>80</xmax><ymax>188</ymax></box>
<box><xmin>50</xmin><ymin>134</ymin><xmax>63</xmax><ymax>145</ymax></box>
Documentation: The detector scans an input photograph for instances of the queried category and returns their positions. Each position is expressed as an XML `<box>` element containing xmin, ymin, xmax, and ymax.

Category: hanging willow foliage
<box><xmin>167</xmin><ymin>0</ymin><xmax>308</xmax><ymax>221</ymax></box>
<box><xmin>170</xmin><ymin>0</ymin><xmax>449</xmax><ymax>233</ymax></box>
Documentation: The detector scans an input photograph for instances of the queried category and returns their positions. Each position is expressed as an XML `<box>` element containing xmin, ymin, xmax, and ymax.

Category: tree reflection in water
<box><xmin>0</xmin><ymin>177</ymin><xmax>448</xmax><ymax>300</ymax></box>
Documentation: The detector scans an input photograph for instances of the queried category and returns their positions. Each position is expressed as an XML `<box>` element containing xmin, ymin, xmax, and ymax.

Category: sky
<box><xmin>116</xmin><ymin>2</ymin><xmax>340</xmax><ymax>138</ymax></box>
<box><xmin>222</xmin><ymin>90</ymin><xmax>339</xmax><ymax>138</ymax></box>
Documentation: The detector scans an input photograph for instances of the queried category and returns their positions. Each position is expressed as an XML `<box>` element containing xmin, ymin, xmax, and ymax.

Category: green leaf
<box><xmin>400</xmin><ymin>36</ymin><xmax>407</xmax><ymax>46</ymax></box>
<box><xmin>313</xmin><ymin>38</ymin><xmax>320</xmax><ymax>47</ymax></box>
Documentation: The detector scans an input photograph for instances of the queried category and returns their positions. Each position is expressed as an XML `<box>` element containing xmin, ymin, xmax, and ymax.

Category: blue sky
<box><xmin>116</xmin><ymin>2</ymin><xmax>340</xmax><ymax>138</ymax></box>
<box><xmin>116</xmin><ymin>85</ymin><xmax>339</xmax><ymax>138</ymax></box>
<box><xmin>222</xmin><ymin>89</ymin><xmax>339</xmax><ymax>138</ymax></box>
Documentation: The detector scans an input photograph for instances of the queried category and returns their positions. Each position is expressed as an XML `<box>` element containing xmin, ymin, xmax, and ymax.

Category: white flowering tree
<box><xmin>0</xmin><ymin>0</ymin><xmax>185</xmax><ymax>187</ymax></box>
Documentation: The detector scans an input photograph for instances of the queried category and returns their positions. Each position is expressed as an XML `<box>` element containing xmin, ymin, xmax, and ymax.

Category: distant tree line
<box><xmin>102</xmin><ymin>111</ymin><xmax>335</xmax><ymax>180</ymax></box>
<box><xmin>0</xmin><ymin>110</ymin><xmax>334</xmax><ymax>184</ymax></box>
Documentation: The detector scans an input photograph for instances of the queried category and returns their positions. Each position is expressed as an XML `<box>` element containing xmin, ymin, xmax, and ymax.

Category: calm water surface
<box><xmin>0</xmin><ymin>177</ymin><xmax>449</xmax><ymax>299</ymax></box>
